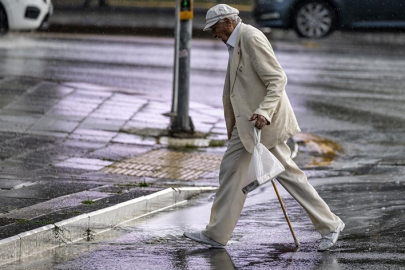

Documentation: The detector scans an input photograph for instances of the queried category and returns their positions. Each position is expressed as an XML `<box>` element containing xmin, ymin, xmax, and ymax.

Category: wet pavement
<box><xmin>4</xmin><ymin>174</ymin><xmax>405</xmax><ymax>269</ymax></box>
<box><xmin>1</xmin><ymin>27</ymin><xmax>405</xmax><ymax>268</ymax></box>
<box><xmin>0</xmin><ymin>75</ymin><xmax>227</xmax><ymax>241</ymax></box>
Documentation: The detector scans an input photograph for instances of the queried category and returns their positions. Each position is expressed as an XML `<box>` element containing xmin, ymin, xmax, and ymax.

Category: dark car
<box><xmin>254</xmin><ymin>0</ymin><xmax>405</xmax><ymax>38</ymax></box>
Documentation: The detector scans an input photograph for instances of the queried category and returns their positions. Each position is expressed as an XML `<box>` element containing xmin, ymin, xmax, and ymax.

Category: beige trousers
<box><xmin>204</xmin><ymin>127</ymin><xmax>341</xmax><ymax>245</ymax></box>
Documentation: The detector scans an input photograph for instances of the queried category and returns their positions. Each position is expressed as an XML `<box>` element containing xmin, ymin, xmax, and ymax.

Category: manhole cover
<box><xmin>102</xmin><ymin>149</ymin><xmax>222</xmax><ymax>181</ymax></box>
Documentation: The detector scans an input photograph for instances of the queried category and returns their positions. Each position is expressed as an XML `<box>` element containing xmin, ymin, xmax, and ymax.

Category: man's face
<box><xmin>211</xmin><ymin>19</ymin><xmax>234</xmax><ymax>44</ymax></box>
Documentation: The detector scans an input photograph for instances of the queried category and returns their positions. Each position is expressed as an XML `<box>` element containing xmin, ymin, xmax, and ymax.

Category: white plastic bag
<box><xmin>242</xmin><ymin>128</ymin><xmax>285</xmax><ymax>194</ymax></box>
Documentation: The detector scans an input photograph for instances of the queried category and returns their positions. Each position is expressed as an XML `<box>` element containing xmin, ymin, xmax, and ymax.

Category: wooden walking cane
<box><xmin>272</xmin><ymin>178</ymin><xmax>300</xmax><ymax>247</ymax></box>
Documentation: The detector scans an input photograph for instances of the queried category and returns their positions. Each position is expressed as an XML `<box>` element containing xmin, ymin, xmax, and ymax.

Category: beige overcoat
<box><xmin>223</xmin><ymin>23</ymin><xmax>301</xmax><ymax>152</ymax></box>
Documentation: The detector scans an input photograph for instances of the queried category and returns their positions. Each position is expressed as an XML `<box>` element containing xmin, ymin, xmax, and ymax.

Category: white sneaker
<box><xmin>183</xmin><ymin>231</ymin><xmax>225</xmax><ymax>249</ymax></box>
<box><xmin>317</xmin><ymin>220</ymin><xmax>345</xmax><ymax>251</ymax></box>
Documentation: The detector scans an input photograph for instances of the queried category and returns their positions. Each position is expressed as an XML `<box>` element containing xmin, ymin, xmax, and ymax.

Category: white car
<box><xmin>0</xmin><ymin>0</ymin><xmax>53</xmax><ymax>34</ymax></box>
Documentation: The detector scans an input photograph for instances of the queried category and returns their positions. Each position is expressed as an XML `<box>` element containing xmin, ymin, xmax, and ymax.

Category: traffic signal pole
<box><xmin>170</xmin><ymin>0</ymin><xmax>194</xmax><ymax>135</ymax></box>
<box><xmin>171</xmin><ymin>0</ymin><xmax>180</xmax><ymax>115</ymax></box>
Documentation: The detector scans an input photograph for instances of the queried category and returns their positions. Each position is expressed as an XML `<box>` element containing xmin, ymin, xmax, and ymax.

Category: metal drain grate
<box><xmin>102</xmin><ymin>149</ymin><xmax>222</xmax><ymax>181</ymax></box>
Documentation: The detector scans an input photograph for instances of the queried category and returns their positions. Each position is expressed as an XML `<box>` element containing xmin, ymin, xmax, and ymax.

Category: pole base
<box><xmin>169</xmin><ymin>115</ymin><xmax>195</xmax><ymax>135</ymax></box>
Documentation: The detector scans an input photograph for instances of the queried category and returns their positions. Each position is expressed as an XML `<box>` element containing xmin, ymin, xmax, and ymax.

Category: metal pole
<box><xmin>171</xmin><ymin>0</ymin><xmax>180</xmax><ymax>114</ymax></box>
<box><xmin>170</xmin><ymin>13</ymin><xmax>194</xmax><ymax>133</ymax></box>
<box><xmin>272</xmin><ymin>179</ymin><xmax>300</xmax><ymax>247</ymax></box>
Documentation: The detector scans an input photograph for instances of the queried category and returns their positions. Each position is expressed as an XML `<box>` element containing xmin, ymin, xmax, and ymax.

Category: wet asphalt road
<box><xmin>1</xmin><ymin>32</ymin><xmax>405</xmax><ymax>268</ymax></box>
<box><xmin>5</xmin><ymin>175</ymin><xmax>405</xmax><ymax>269</ymax></box>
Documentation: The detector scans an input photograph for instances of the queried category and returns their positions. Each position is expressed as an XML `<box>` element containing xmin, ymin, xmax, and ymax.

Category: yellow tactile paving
<box><xmin>102</xmin><ymin>149</ymin><xmax>222</xmax><ymax>181</ymax></box>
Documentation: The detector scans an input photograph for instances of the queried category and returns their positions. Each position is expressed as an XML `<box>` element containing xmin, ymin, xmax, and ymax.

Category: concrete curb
<box><xmin>0</xmin><ymin>187</ymin><xmax>217</xmax><ymax>266</ymax></box>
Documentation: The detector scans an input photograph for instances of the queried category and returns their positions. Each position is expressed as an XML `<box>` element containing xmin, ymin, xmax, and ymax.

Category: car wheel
<box><xmin>293</xmin><ymin>1</ymin><xmax>335</xmax><ymax>38</ymax></box>
<box><xmin>0</xmin><ymin>8</ymin><xmax>8</xmax><ymax>35</ymax></box>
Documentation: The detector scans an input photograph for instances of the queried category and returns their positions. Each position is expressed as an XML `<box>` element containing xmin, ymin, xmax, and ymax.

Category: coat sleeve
<box><xmin>245</xmin><ymin>34</ymin><xmax>287</xmax><ymax>123</ymax></box>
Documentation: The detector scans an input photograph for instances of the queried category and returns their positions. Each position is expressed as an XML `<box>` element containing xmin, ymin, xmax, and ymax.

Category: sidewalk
<box><xmin>0</xmin><ymin>76</ymin><xmax>227</xmax><ymax>243</ymax></box>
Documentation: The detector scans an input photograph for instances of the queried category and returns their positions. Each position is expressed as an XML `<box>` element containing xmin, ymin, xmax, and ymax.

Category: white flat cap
<box><xmin>203</xmin><ymin>4</ymin><xmax>239</xmax><ymax>31</ymax></box>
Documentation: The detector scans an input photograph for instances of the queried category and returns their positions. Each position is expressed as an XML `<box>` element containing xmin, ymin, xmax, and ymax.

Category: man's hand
<box><xmin>249</xmin><ymin>114</ymin><xmax>269</xmax><ymax>130</ymax></box>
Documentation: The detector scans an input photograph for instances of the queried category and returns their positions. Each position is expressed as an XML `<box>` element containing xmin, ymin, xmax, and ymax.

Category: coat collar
<box><xmin>229</xmin><ymin>23</ymin><xmax>246</xmax><ymax>93</ymax></box>
<box><xmin>226</xmin><ymin>22</ymin><xmax>241</xmax><ymax>49</ymax></box>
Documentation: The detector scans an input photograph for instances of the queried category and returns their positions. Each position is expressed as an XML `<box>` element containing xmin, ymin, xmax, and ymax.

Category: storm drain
<box><xmin>102</xmin><ymin>149</ymin><xmax>222</xmax><ymax>181</ymax></box>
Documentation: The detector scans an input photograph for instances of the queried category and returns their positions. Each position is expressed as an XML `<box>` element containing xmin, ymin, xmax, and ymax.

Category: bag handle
<box><xmin>253</xmin><ymin>128</ymin><xmax>261</xmax><ymax>145</ymax></box>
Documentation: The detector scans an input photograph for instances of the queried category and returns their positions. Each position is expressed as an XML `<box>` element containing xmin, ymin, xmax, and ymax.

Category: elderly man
<box><xmin>184</xmin><ymin>4</ymin><xmax>344</xmax><ymax>251</ymax></box>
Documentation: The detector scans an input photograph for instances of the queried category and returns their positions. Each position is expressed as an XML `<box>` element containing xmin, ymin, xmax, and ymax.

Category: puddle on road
<box><xmin>294</xmin><ymin>133</ymin><xmax>343</xmax><ymax>168</ymax></box>
<box><xmin>308</xmin><ymin>155</ymin><xmax>335</xmax><ymax>167</ymax></box>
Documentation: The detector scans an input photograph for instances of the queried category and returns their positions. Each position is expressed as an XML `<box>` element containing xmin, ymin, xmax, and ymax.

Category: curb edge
<box><xmin>0</xmin><ymin>186</ymin><xmax>217</xmax><ymax>266</ymax></box>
